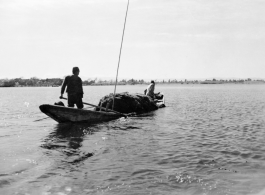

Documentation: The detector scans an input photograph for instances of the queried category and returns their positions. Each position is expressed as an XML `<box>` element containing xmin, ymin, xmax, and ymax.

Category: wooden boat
<box><xmin>155</xmin><ymin>93</ymin><xmax>165</xmax><ymax>108</ymax></box>
<box><xmin>39</xmin><ymin>104</ymin><xmax>123</xmax><ymax>124</ymax></box>
<box><xmin>39</xmin><ymin>93</ymin><xmax>165</xmax><ymax>124</ymax></box>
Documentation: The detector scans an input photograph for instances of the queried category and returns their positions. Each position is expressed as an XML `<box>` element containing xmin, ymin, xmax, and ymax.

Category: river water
<box><xmin>0</xmin><ymin>84</ymin><xmax>265</xmax><ymax>195</ymax></box>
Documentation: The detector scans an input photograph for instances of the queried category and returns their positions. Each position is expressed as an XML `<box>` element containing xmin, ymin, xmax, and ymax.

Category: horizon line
<box><xmin>1</xmin><ymin>76</ymin><xmax>265</xmax><ymax>81</ymax></box>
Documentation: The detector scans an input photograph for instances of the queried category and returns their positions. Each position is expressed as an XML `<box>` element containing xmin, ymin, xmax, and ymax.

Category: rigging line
<box><xmin>112</xmin><ymin>0</ymin><xmax>130</xmax><ymax>110</ymax></box>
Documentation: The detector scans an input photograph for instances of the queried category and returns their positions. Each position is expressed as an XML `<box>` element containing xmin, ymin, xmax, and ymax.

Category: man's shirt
<box><xmin>61</xmin><ymin>75</ymin><xmax>83</xmax><ymax>95</ymax></box>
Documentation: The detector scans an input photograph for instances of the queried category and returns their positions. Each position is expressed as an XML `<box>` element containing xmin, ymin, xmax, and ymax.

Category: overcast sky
<box><xmin>1</xmin><ymin>0</ymin><xmax>265</xmax><ymax>80</ymax></box>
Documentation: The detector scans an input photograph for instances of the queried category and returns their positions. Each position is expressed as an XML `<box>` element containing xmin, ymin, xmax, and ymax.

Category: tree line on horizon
<box><xmin>0</xmin><ymin>77</ymin><xmax>264</xmax><ymax>87</ymax></box>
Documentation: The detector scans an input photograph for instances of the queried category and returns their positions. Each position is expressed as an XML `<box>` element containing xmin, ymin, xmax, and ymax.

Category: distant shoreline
<box><xmin>1</xmin><ymin>81</ymin><xmax>264</xmax><ymax>88</ymax></box>
<box><xmin>1</xmin><ymin>77</ymin><xmax>264</xmax><ymax>87</ymax></box>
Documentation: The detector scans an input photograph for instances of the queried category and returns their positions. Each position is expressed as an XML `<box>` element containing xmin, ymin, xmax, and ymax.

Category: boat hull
<box><xmin>39</xmin><ymin>104</ymin><xmax>123</xmax><ymax>124</ymax></box>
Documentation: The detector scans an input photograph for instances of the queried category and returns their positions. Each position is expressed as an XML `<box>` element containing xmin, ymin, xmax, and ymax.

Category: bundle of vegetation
<box><xmin>96</xmin><ymin>92</ymin><xmax>158</xmax><ymax>114</ymax></box>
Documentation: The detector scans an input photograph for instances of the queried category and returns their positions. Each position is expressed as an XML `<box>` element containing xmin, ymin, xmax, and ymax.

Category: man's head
<box><xmin>151</xmin><ymin>80</ymin><xmax>155</xmax><ymax>84</ymax></box>
<box><xmin>72</xmin><ymin>67</ymin><xmax>80</xmax><ymax>75</ymax></box>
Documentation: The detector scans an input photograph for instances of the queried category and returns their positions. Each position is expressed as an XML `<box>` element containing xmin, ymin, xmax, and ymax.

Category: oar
<box><xmin>59</xmin><ymin>97</ymin><xmax>127</xmax><ymax>117</ymax></box>
<box><xmin>34</xmin><ymin>117</ymin><xmax>50</xmax><ymax>122</ymax></box>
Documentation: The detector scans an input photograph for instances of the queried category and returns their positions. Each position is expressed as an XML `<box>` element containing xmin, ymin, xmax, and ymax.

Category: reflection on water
<box><xmin>41</xmin><ymin>124</ymin><xmax>95</xmax><ymax>164</ymax></box>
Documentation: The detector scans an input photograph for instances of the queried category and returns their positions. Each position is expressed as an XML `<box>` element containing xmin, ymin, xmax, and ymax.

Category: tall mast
<box><xmin>112</xmin><ymin>0</ymin><xmax>130</xmax><ymax>110</ymax></box>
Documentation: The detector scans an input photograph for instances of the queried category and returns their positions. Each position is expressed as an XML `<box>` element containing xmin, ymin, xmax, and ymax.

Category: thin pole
<box><xmin>112</xmin><ymin>0</ymin><xmax>130</xmax><ymax>110</ymax></box>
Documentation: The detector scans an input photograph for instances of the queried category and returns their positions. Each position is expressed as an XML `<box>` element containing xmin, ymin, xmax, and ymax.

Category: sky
<box><xmin>1</xmin><ymin>0</ymin><xmax>265</xmax><ymax>80</ymax></box>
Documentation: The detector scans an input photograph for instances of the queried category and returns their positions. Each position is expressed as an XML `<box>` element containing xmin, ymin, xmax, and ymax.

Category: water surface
<box><xmin>0</xmin><ymin>84</ymin><xmax>265</xmax><ymax>195</ymax></box>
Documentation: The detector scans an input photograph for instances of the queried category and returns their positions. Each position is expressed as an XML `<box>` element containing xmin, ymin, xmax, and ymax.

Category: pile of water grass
<box><xmin>96</xmin><ymin>92</ymin><xmax>158</xmax><ymax>114</ymax></box>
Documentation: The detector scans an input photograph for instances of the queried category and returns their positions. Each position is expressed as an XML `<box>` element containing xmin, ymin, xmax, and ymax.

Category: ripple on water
<box><xmin>1</xmin><ymin>85</ymin><xmax>265</xmax><ymax>195</ymax></box>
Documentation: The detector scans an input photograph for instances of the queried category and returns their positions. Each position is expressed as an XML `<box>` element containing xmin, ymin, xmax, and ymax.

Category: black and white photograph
<box><xmin>1</xmin><ymin>0</ymin><xmax>265</xmax><ymax>194</ymax></box>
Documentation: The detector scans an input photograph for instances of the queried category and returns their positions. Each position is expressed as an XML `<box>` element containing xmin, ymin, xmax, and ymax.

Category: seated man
<box><xmin>145</xmin><ymin>80</ymin><xmax>156</xmax><ymax>99</ymax></box>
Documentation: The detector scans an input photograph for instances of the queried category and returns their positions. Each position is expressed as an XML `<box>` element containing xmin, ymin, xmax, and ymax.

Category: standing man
<box><xmin>60</xmin><ymin>67</ymin><xmax>84</xmax><ymax>109</ymax></box>
<box><xmin>145</xmin><ymin>80</ymin><xmax>155</xmax><ymax>99</ymax></box>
